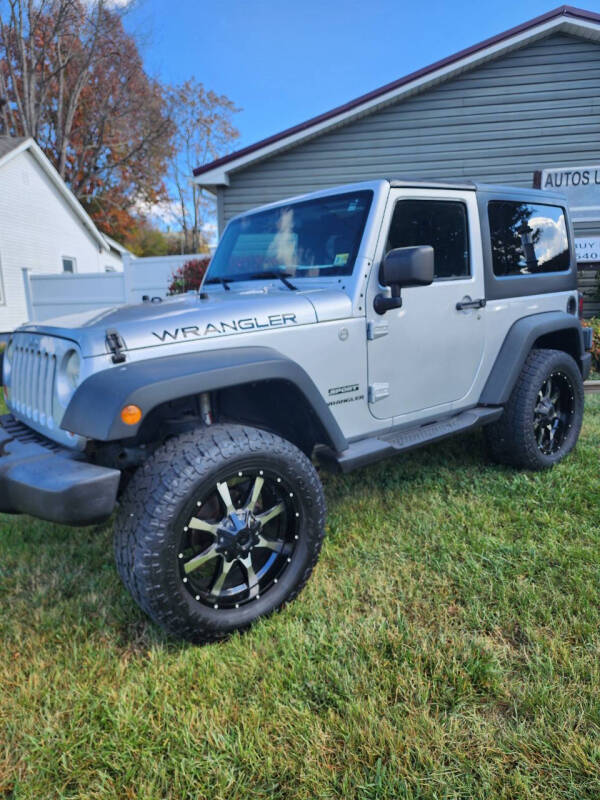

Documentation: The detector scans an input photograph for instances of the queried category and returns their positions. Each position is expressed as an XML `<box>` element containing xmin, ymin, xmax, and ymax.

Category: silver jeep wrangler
<box><xmin>0</xmin><ymin>179</ymin><xmax>593</xmax><ymax>642</ymax></box>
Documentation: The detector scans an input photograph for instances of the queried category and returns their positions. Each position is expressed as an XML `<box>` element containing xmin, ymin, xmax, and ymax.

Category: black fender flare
<box><xmin>479</xmin><ymin>311</ymin><xmax>585</xmax><ymax>405</ymax></box>
<box><xmin>61</xmin><ymin>346</ymin><xmax>348</xmax><ymax>452</ymax></box>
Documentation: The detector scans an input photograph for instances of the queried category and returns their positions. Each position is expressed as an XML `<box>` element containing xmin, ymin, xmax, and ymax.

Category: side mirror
<box><xmin>374</xmin><ymin>245</ymin><xmax>434</xmax><ymax>315</ymax></box>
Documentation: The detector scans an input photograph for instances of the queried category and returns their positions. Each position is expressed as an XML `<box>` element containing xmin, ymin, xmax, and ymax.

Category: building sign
<box><xmin>575</xmin><ymin>237</ymin><xmax>600</xmax><ymax>264</ymax></box>
<box><xmin>538</xmin><ymin>166</ymin><xmax>600</xmax><ymax>222</ymax></box>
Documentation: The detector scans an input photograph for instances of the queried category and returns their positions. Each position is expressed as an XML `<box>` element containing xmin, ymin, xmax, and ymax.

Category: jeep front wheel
<box><xmin>114</xmin><ymin>425</ymin><xmax>326</xmax><ymax>643</ymax></box>
<box><xmin>485</xmin><ymin>348</ymin><xmax>584</xmax><ymax>470</ymax></box>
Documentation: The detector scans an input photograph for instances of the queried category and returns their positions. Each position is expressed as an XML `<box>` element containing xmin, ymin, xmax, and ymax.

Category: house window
<box><xmin>62</xmin><ymin>256</ymin><xmax>76</xmax><ymax>273</ymax></box>
<box><xmin>385</xmin><ymin>199</ymin><xmax>470</xmax><ymax>279</ymax></box>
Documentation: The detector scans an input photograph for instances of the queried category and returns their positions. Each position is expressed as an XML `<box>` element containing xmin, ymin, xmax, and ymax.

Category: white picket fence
<box><xmin>23</xmin><ymin>253</ymin><xmax>209</xmax><ymax>321</ymax></box>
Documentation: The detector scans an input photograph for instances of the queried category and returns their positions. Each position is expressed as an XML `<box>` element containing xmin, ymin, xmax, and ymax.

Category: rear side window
<box><xmin>386</xmin><ymin>199</ymin><xmax>470</xmax><ymax>279</ymax></box>
<box><xmin>488</xmin><ymin>201</ymin><xmax>570</xmax><ymax>276</ymax></box>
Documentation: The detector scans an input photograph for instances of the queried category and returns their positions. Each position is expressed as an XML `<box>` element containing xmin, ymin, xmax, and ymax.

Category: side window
<box><xmin>488</xmin><ymin>201</ymin><xmax>570</xmax><ymax>276</ymax></box>
<box><xmin>385</xmin><ymin>199</ymin><xmax>470</xmax><ymax>280</ymax></box>
<box><xmin>62</xmin><ymin>256</ymin><xmax>76</xmax><ymax>273</ymax></box>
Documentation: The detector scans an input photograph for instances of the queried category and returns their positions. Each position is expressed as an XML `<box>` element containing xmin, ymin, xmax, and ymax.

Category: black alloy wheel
<box><xmin>178</xmin><ymin>469</ymin><xmax>300</xmax><ymax>609</ymax></box>
<box><xmin>485</xmin><ymin>348</ymin><xmax>584</xmax><ymax>470</ymax></box>
<box><xmin>114</xmin><ymin>424</ymin><xmax>326</xmax><ymax>643</ymax></box>
<box><xmin>533</xmin><ymin>371</ymin><xmax>575</xmax><ymax>456</ymax></box>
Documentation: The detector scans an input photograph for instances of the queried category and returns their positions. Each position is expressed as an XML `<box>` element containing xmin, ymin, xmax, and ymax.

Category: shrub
<box><xmin>168</xmin><ymin>257</ymin><xmax>211</xmax><ymax>295</ymax></box>
<box><xmin>582</xmin><ymin>316</ymin><xmax>600</xmax><ymax>373</ymax></box>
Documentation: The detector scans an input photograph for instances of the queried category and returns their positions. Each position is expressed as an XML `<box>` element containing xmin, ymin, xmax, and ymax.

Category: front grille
<box><xmin>9</xmin><ymin>334</ymin><xmax>57</xmax><ymax>428</ymax></box>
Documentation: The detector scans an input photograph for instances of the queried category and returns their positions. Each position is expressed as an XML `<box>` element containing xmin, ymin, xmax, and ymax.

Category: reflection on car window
<box><xmin>207</xmin><ymin>191</ymin><xmax>373</xmax><ymax>281</ymax></box>
<box><xmin>488</xmin><ymin>201</ymin><xmax>570</xmax><ymax>276</ymax></box>
<box><xmin>386</xmin><ymin>199</ymin><xmax>470</xmax><ymax>279</ymax></box>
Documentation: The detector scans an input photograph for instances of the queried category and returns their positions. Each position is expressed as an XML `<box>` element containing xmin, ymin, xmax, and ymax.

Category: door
<box><xmin>367</xmin><ymin>189</ymin><xmax>486</xmax><ymax>421</ymax></box>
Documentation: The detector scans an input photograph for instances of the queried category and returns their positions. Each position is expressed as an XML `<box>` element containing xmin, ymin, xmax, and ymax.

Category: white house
<box><xmin>0</xmin><ymin>136</ymin><xmax>125</xmax><ymax>331</ymax></box>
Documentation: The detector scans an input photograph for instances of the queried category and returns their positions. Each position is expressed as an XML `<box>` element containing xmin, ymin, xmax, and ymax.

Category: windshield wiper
<box><xmin>246</xmin><ymin>271</ymin><xmax>298</xmax><ymax>291</ymax></box>
<box><xmin>204</xmin><ymin>276</ymin><xmax>231</xmax><ymax>291</ymax></box>
<box><xmin>205</xmin><ymin>271</ymin><xmax>298</xmax><ymax>290</ymax></box>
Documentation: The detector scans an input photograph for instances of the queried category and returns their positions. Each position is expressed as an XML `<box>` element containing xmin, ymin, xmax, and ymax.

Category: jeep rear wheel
<box><xmin>114</xmin><ymin>425</ymin><xmax>326</xmax><ymax>643</ymax></box>
<box><xmin>485</xmin><ymin>348</ymin><xmax>584</xmax><ymax>470</ymax></box>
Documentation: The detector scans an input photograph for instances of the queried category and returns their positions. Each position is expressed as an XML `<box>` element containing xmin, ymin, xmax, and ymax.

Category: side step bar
<box><xmin>332</xmin><ymin>406</ymin><xmax>503</xmax><ymax>473</ymax></box>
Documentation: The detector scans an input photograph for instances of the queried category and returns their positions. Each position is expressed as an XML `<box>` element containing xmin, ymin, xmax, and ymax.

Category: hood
<box><xmin>19</xmin><ymin>286</ymin><xmax>352</xmax><ymax>357</ymax></box>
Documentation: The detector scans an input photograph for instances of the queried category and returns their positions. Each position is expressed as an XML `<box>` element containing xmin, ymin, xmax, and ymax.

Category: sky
<box><xmin>123</xmin><ymin>0</ymin><xmax>600</xmax><ymax>157</ymax></box>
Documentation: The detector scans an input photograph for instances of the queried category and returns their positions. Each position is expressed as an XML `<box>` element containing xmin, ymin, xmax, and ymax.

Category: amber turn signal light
<box><xmin>121</xmin><ymin>404</ymin><xmax>142</xmax><ymax>425</ymax></box>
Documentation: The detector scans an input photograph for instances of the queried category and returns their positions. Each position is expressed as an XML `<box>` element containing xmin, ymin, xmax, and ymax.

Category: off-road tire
<box><xmin>114</xmin><ymin>424</ymin><xmax>326</xmax><ymax>643</ymax></box>
<box><xmin>485</xmin><ymin>348</ymin><xmax>584</xmax><ymax>470</ymax></box>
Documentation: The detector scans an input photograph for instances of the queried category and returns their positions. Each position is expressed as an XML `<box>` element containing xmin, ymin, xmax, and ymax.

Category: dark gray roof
<box><xmin>388</xmin><ymin>177</ymin><xmax>567</xmax><ymax>202</ymax></box>
<box><xmin>389</xmin><ymin>178</ymin><xmax>477</xmax><ymax>191</ymax></box>
<box><xmin>0</xmin><ymin>136</ymin><xmax>27</xmax><ymax>161</ymax></box>
<box><xmin>194</xmin><ymin>6</ymin><xmax>600</xmax><ymax>179</ymax></box>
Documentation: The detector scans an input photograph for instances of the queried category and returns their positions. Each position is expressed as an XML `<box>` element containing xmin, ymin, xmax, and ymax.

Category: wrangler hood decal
<box><xmin>153</xmin><ymin>311</ymin><xmax>299</xmax><ymax>342</ymax></box>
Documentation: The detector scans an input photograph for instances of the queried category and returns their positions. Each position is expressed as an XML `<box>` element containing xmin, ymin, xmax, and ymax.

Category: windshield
<box><xmin>206</xmin><ymin>190</ymin><xmax>373</xmax><ymax>283</ymax></box>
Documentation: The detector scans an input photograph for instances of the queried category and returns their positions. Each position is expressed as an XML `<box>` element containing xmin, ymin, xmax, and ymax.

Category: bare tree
<box><xmin>167</xmin><ymin>79</ymin><xmax>239</xmax><ymax>253</ymax></box>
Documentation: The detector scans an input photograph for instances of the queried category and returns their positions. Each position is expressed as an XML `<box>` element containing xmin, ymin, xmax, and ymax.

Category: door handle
<box><xmin>456</xmin><ymin>297</ymin><xmax>486</xmax><ymax>311</ymax></box>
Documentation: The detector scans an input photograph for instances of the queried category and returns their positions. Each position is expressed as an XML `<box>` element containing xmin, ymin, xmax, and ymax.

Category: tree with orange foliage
<box><xmin>0</xmin><ymin>0</ymin><xmax>174</xmax><ymax>242</ymax></box>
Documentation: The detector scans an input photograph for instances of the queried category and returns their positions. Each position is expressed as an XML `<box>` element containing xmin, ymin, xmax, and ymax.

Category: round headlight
<box><xmin>65</xmin><ymin>350</ymin><xmax>80</xmax><ymax>389</ymax></box>
<box><xmin>56</xmin><ymin>349</ymin><xmax>81</xmax><ymax>406</ymax></box>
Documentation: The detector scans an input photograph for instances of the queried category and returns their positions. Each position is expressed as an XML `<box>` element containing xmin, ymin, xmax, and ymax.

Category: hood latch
<box><xmin>106</xmin><ymin>328</ymin><xmax>127</xmax><ymax>364</ymax></box>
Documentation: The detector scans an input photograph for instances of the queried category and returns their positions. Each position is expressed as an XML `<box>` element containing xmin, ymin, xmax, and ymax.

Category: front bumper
<box><xmin>0</xmin><ymin>415</ymin><xmax>120</xmax><ymax>526</ymax></box>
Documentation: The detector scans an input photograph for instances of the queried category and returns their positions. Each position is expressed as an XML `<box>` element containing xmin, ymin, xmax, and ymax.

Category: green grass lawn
<box><xmin>1</xmin><ymin>399</ymin><xmax>600</xmax><ymax>799</ymax></box>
